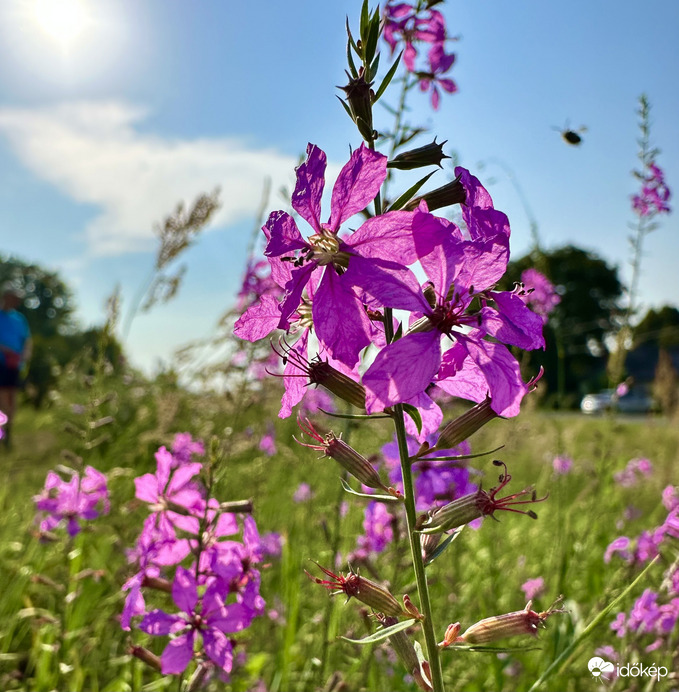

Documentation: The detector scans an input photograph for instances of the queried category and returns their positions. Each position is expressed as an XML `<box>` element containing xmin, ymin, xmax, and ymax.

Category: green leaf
<box><xmin>341</xmin><ymin>618</ymin><xmax>417</xmax><ymax>644</ymax></box>
<box><xmin>346</xmin><ymin>35</ymin><xmax>359</xmax><ymax>78</ymax></box>
<box><xmin>368</xmin><ymin>53</ymin><xmax>380</xmax><ymax>83</ymax></box>
<box><xmin>414</xmin><ymin>445</ymin><xmax>506</xmax><ymax>463</ymax></box>
<box><xmin>387</xmin><ymin>171</ymin><xmax>437</xmax><ymax>211</ymax></box>
<box><xmin>318</xmin><ymin>408</ymin><xmax>392</xmax><ymax>421</ymax></box>
<box><xmin>374</xmin><ymin>52</ymin><xmax>402</xmax><ymax>103</ymax></box>
<box><xmin>364</xmin><ymin>8</ymin><xmax>381</xmax><ymax>67</ymax></box>
<box><xmin>359</xmin><ymin>0</ymin><xmax>370</xmax><ymax>50</ymax></box>
<box><xmin>336</xmin><ymin>96</ymin><xmax>354</xmax><ymax>122</ymax></box>
<box><xmin>423</xmin><ymin>528</ymin><xmax>463</xmax><ymax>567</ymax></box>
<box><xmin>340</xmin><ymin>478</ymin><xmax>401</xmax><ymax>503</ymax></box>
<box><xmin>444</xmin><ymin>644</ymin><xmax>543</xmax><ymax>654</ymax></box>
<box><xmin>346</xmin><ymin>16</ymin><xmax>360</xmax><ymax>58</ymax></box>
<box><xmin>402</xmin><ymin>403</ymin><xmax>423</xmax><ymax>435</ymax></box>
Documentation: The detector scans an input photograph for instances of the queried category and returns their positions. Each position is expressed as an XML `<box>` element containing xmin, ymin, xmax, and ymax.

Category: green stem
<box><xmin>383</xmin><ymin>308</ymin><xmax>445</xmax><ymax>692</ymax></box>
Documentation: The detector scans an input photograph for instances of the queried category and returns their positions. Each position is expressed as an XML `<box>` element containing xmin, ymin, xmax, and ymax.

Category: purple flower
<box><xmin>363</xmin><ymin>186</ymin><xmax>544</xmax><ymax>417</ymax></box>
<box><xmin>238</xmin><ymin>143</ymin><xmax>417</xmax><ymax>369</ymax></box>
<box><xmin>552</xmin><ymin>455</ymin><xmax>573</xmax><ymax>475</ymax></box>
<box><xmin>139</xmin><ymin>567</ymin><xmax>251</xmax><ymax>675</ymax></box>
<box><xmin>33</xmin><ymin>466</ymin><xmax>109</xmax><ymax>536</ymax></box>
<box><xmin>661</xmin><ymin>485</ymin><xmax>678</xmax><ymax>512</ymax></box>
<box><xmin>381</xmin><ymin>433</ymin><xmax>476</xmax><ymax>512</ymax></box>
<box><xmin>604</xmin><ymin>536</ymin><xmax>631</xmax><ymax>564</ymax></box>
<box><xmin>259</xmin><ymin>425</ymin><xmax>277</xmax><ymax>457</ymax></box>
<box><xmin>521</xmin><ymin>577</ymin><xmax>546</xmax><ymax>601</ymax></box>
<box><xmin>350</xmin><ymin>501</ymin><xmax>396</xmax><ymax>561</ymax></box>
<box><xmin>519</xmin><ymin>269</ymin><xmax>560</xmax><ymax>324</ymax></box>
<box><xmin>134</xmin><ymin>450</ymin><xmax>204</xmax><ymax>529</ymax></box>
<box><xmin>171</xmin><ymin>433</ymin><xmax>205</xmax><ymax>466</ymax></box>
<box><xmin>293</xmin><ymin>482</ymin><xmax>314</xmax><ymax>503</ymax></box>
<box><xmin>418</xmin><ymin>42</ymin><xmax>457</xmax><ymax>110</ymax></box>
<box><xmin>632</xmin><ymin>161</ymin><xmax>671</xmax><ymax>217</ymax></box>
<box><xmin>614</xmin><ymin>457</ymin><xmax>653</xmax><ymax>487</ymax></box>
<box><xmin>0</xmin><ymin>409</ymin><xmax>6</xmax><ymax>439</ymax></box>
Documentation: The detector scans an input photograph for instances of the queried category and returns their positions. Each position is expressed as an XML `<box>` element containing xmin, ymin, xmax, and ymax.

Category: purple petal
<box><xmin>208</xmin><ymin>602</ymin><xmax>253</xmax><ymax>634</ymax></box>
<box><xmin>412</xmin><ymin>207</ymin><xmax>466</xmax><ymax>296</ymax></box>
<box><xmin>460</xmin><ymin>337</ymin><xmax>527</xmax><ymax>417</ymax></box>
<box><xmin>172</xmin><ymin>566</ymin><xmax>198</xmax><ymax>614</ymax></box>
<box><xmin>161</xmin><ymin>632</ymin><xmax>194</xmax><ymax>675</ymax></box>
<box><xmin>233</xmin><ymin>294</ymin><xmax>282</xmax><ymax>342</ymax></box>
<box><xmin>342</xmin><ymin>255</ymin><xmax>426</xmax><ymax>312</ymax></box>
<box><xmin>134</xmin><ymin>473</ymin><xmax>159</xmax><ymax>504</ymax></box>
<box><xmin>456</xmin><ymin>234</ymin><xmax>509</xmax><ymax>291</ymax></box>
<box><xmin>313</xmin><ymin>268</ymin><xmax>371</xmax><ymax>368</ymax></box>
<box><xmin>291</xmin><ymin>143</ymin><xmax>326</xmax><ymax>231</ymax></box>
<box><xmin>264</xmin><ymin>210</ymin><xmax>307</xmax><ymax>257</ymax></box>
<box><xmin>345</xmin><ymin>210</ymin><xmax>416</xmax><ymax>263</ymax></box>
<box><xmin>363</xmin><ymin>331</ymin><xmax>442</xmax><ymax>412</ymax></box>
<box><xmin>329</xmin><ymin>145</ymin><xmax>387</xmax><ymax>231</ymax></box>
<box><xmin>435</xmin><ymin>342</ymin><xmax>489</xmax><ymax>405</ymax></box>
<box><xmin>202</xmin><ymin>629</ymin><xmax>233</xmax><ymax>672</ymax></box>
<box><xmin>481</xmin><ymin>293</ymin><xmax>545</xmax><ymax>350</ymax></box>
<box><xmin>139</xmin><ymin>609</ymin><xmax>183</xmax><ymax>636</ymax></box>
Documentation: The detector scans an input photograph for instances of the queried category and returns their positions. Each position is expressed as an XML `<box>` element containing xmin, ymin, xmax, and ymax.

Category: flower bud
<box><xmin>296</xmin><ymin>418</ymin><xmax>389</xmax><ymax>491</ymax></box>
<box><xmin>339</xmin><ymin>70</ymin><xmax>375</xmax><ymax>143</ymax></box>
<box><xmin>307</xmin><ymin>563</ymin><xmax>408</xmax><ymax>617</ymax></box>
<box><xmin>418</xmin><ymin>460</ymin><xmax>547</xmax><ymax>534</ymax></box>
<box><xmin>387</xmin><ymin>139</ymin><xmax>449</xmax><ymax>170</ymax></box>
<box><xmin>456</xmin><ymin>598</ymin><xmax>565</xmax><ymax>644</ymax></box>
<box><xmin>306</xmin><ymin>359</ymin><xmax>367</xmax><ymax>410</ymax></box>
<box><xmin>429</xmin><ymin>398</ymin><xmax>498</xmax><ymax>453</ymax></box>
<box><xmin>403</xmin><ymin>177</ymin><xmax>465</xmax><ymax>212</ymax></box>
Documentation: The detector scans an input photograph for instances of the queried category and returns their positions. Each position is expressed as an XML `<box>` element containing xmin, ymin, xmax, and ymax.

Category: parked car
<box><xmin>580</xmin><ymin>389</ymin><xmax>655</xmax><ymax>414</ymax></box>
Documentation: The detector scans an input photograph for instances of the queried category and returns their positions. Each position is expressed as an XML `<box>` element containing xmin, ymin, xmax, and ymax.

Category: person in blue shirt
<box><xmin>0</xmin><ymin>284</ymin><xmax>32</xmax><ymax>448</ymax></box>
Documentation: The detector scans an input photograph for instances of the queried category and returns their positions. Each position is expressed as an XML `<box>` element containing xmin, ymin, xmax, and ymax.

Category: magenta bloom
<box><xmin>0</xmin><ymin>410</ymin><xmax>6</xmax><ymax>439</ymax></box>
<box><xmin>552</xmin><ymin>456</ymin><xmax>573</xmax><ymax>475</ymax></box>
<box><xmin>139</xmin><ymin>567</ymin><xmax>251</xmax><ymax>675</ymax></box>
<box><xmin>521</xmin><ymin>577</ymin><xmax>546</xmax><ymax>601</ymax></box>
<box><xmin>363</xmin><ymin>188</ymin><xmax>544</xmax><ymax>417</ymax></box>
<box><xmin>519</xmin><ymin>269</ymin><xmax>560</xmax><ymax>324</ymax></box>
<box><xmin>632</xmin><ymin>161</ymin><xmax>671</xmax><ymax>217</ymax></box>
<box><xmin>33</xmin><ymin>466</ymin><xmax>109</xmax><ymax>536</ymax></box>
<box><xmin>238</xmin><ymin>143</ymin><xmax>417</xmax><ymax>368</ymax></box>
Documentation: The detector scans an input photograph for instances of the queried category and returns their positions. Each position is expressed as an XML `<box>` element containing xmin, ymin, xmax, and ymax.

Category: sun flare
<box><xmin>31</xmin><ymin>0</ymin><xmax>90</xmax><ymax>47</ymax></box>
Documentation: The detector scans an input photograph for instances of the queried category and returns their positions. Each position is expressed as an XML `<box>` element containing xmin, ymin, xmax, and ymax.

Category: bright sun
<box><xmin>31</xmin><ymin>0</ymin><xmax>91</xmax><ymax>47</ymax></box>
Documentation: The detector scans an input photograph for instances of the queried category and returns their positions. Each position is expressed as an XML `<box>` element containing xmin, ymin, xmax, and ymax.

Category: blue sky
<box><xmin>0</xmin><ymin>0</ymin><xmax>677</xmax><ymax>373</ymax></box>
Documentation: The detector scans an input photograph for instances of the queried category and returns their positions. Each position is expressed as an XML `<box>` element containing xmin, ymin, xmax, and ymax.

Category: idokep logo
<box><xmin>587</xmin><ymin>656</ymin><xmax>669</xmax><ymax>683</ymax></box>
<box><xmin>588</xmin><ymin>657</ymin><xmax>614</xmax><ymax>679</ymax></box>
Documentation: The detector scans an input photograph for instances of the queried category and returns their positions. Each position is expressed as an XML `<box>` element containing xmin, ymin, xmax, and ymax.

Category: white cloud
<box><xmin>0</xmin><ymin>101</ymin><xmax>299</xmax><ymax>256</ymax></box>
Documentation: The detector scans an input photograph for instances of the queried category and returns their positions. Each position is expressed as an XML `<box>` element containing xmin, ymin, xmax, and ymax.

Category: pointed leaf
<box><xmin>340</xmin><ymin>478</ymin><xmax>401</xmax><ymax>503</ymax></box>
<box><xmin>374</xmin><ymin>52</ymin><xmax>402</xmax><ymax>103</ymax></box>
<box><xmin>402</xmin><ymin>403</ymin><xmax>423</xmax><ymax>436</ymax></box>
<box><xmin>341</xmin><ymin>618</ymin><xmax>417</xmax><ymax>644</ymax></box>
<box><xmin>387</xmin><ymin>171</ymin><xmax>437</xmax><ymax>211</ymax></box>
<box><xmin>423</xmin><ymin>528</ymin><xmax>463</xmax><ymax>567</ymax></box>
<box><xmin>346</xmin><ymin>37</ymin><xmax>359</xmax><ymax>78</ymax></box>
<box><xmin>337</xmin><ymin>96</ymin><xmax>354</xmax><ymax>122</ymax></box>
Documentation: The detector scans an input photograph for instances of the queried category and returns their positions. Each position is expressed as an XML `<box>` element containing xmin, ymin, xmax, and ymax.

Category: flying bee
<box><xmin>553</xmin><ymin>121</ymin><xmax>587</xmax><ymax>146</ymax></box>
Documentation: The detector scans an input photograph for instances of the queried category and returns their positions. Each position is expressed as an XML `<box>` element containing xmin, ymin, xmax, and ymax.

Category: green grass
<box><xmin>1</xmin><ymin>379</ymin><xmax>677</xmax><ymax>691</ymax></box>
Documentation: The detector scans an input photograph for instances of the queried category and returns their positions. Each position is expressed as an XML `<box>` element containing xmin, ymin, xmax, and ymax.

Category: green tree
<box><xmin>504</xmin><ymin>245</ymin><xmax>625</xmax><ymax>406</ymax></box>
<box><xmin>633</xmin><ymin>305</ymin><xmax>679</xmax><ymax>349</ymax></box>
<box><xmin>0</xmin><ymin>256</ymin><xmax>124</xmax><ymax>406</ymax></box>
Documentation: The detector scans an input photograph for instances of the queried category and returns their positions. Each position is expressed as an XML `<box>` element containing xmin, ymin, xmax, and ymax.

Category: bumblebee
<box><xmin>554</xmin><ymin>121</ymin><xmax>587</xmax><ymax>146</ymax></box>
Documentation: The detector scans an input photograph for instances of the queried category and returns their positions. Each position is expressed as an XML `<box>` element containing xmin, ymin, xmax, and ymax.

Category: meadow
<box><xmin>1</xmin><ymin>361</ymin><xmax>677</xmax><ymax>691</ymax></box>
